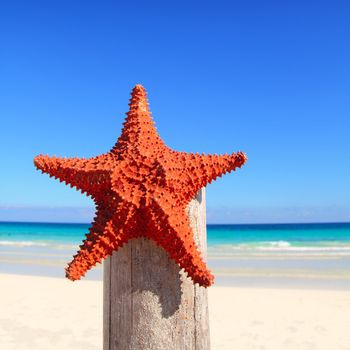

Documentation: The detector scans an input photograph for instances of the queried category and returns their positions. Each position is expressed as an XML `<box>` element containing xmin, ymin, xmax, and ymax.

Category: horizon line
<box><xmin>1</xmin><ymin>220</ymin><xmax>349</xmax><ymax>226</ymax></box>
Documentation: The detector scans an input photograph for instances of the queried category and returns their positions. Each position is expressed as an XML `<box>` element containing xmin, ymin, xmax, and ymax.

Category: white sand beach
<box><xmin>1</xmin><ymin>273</ymin><xmax>350</xmax><ymax>350</ymax></box>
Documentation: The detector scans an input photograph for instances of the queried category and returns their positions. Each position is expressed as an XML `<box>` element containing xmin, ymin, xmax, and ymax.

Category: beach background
<box><xmin>2</xmin><ymin>0</ymin><xmax>350</xmax><ymax>349</ymax></box>
<box><xmin>1</xmin><ymin>222</ymin><xmax>350</xmax><ymax>349</ymax></box>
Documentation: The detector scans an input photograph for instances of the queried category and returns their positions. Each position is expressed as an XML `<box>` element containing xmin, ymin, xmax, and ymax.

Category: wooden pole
<box><xmin>103</xmin><ymin>188</ymin><xmax>210</xmax><ymax>350</ymax></box>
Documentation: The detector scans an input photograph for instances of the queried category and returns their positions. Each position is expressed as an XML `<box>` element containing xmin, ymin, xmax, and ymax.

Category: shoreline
<box><xmin>1</xmin><ymin>248</ymin><xmax>349</xmax><ymax>290</ymax></box>
<box><xmin>1</xmin><ymin>266</ymin><xmax>350</xmax><ymax>291</ymax></box>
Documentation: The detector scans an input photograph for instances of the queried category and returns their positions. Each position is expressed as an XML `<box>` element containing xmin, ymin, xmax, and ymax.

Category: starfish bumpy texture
<box><xmin>34</xmin><ymin>85</ymin><xmax>247</xmax><ymax>287</ymax></box>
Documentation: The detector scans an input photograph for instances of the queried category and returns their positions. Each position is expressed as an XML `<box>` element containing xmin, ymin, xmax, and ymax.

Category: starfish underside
<box><xmin>34</xmin><ymin>85</ymin><xmax>247</xmax><ymax>287</ymax></box>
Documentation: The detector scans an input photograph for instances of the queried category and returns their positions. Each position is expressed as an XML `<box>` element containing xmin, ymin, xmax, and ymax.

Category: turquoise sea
<box><xmin>1</xmin><ymin>222</ymin><xmax>350</xmax><ymax>289</ymax></box>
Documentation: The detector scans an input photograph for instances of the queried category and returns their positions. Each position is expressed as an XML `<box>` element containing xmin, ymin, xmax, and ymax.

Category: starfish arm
<box><xmin>34</xmin><ymin>154</ymin><xmax>113</xmax><ymax>197</ymax></box>
<box><xmin>66</xmin><ymin>203</ymin><xmax>135</xmax><ymax>280</ymax></box>
<box><xmin>147</xmin><ymin>202</ymin><xmax>214</xmax><ymax>287</ymax></box>
<box><xmin>173</xmin><ymin>151</ymin><xmax>247</xmax><ymax>201</ymax></box>
<box><xmin>111</xmin><ymin>85</ymin><xmax>164</xmax><ymax>155</ymax></box>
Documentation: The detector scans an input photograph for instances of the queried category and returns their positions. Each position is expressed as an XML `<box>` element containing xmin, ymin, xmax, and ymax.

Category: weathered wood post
<box><xmin>103</xmin><ymin>188</ymin><xmax>210</xmax><ymax>350</ymax></box>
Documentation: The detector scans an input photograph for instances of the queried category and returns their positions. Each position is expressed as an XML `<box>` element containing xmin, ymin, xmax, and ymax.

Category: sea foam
<box><xmin>0</xmin><ymin>240</ymin><xmax>76</xmax><ymax>249</ymax></box>
<box><xmin>208</xmin><ymin>241</ymin><xmax>350</xmax><ymax>257</ymax></box>
<box><xmin>0</xmin><ymin>240</ymin><xmax>49</xmax><ymax>247</ymax></box>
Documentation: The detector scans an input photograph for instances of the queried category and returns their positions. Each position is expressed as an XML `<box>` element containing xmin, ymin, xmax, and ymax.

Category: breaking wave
<box><xmin>0</xmin><ymin>240</ymin><xmax>76</xmax><ymax>249</ymax></box>
<box><xmin>208</xmin><ymin>240</ymin><xmax>350</xmax><ymax>256</ymax></box>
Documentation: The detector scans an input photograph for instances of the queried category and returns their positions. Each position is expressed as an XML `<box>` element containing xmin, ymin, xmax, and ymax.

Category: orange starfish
<box><xmin>34</xmin><ymin>85</ymin><xmax>247</xmax><ymax>287</ymax></box>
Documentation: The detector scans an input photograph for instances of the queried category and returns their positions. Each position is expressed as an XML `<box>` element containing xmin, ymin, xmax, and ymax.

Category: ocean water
<box><xmin>208</xmin><ymin>223</ymin><xmax>350</xmax><ymax>255</ymax></box>
<box><xmin>1</xmin><ymin>221</ymin><xmax>350</xmax><ymax>252</ymax></box>
<box><xmin>1</xmin><ymin>222</ymin><xmax>350</xmax><ymax>288</ymax></box>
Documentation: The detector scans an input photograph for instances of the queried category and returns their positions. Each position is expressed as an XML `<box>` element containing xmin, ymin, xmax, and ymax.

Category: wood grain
<box><xmin>103</xmin><ymin>189</ymin><xmax>210</xmax><ymax>350</ymax></box>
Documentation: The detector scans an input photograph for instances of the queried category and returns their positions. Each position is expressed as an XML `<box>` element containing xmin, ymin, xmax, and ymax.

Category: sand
<box><xmin>1</xmin><ymin>274</ymin><xmax>350</xmax><ymax>350</ymax></box>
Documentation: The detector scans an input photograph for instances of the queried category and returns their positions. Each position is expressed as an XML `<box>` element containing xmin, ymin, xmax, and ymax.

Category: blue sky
<box><xmin>1</xmin><ymin>1</ymin><xmax>349</xmax><ymax>223</ymax></box>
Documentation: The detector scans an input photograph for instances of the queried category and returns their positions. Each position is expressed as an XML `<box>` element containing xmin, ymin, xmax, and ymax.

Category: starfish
<box><xmin>34</xmin><ymin>85</ymin><xmax>247</xmax><ymax>287</ymax></box>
